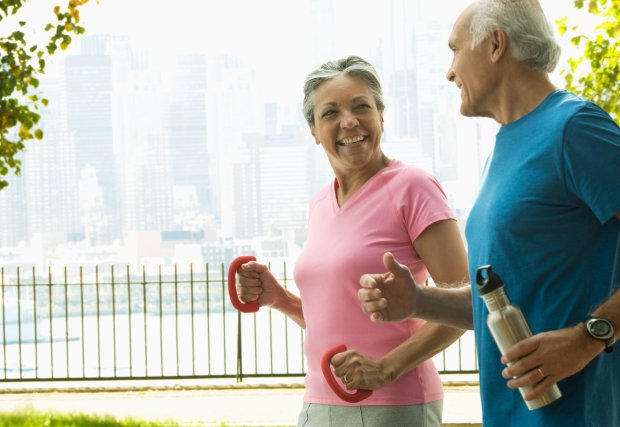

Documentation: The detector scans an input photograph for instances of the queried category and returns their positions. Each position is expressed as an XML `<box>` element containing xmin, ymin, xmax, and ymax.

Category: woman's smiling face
<box><xmin>310</xmin><ymin>73</ymin><xmax>384</xmax><ymax>175</ymax></box>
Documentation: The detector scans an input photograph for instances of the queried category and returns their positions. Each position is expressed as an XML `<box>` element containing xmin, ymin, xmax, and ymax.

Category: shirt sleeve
<box><xmin>388</xmin><ymin>168</ymin><xmax>456</xmax><ymax>243</ymax></box>
<box><xmin>563</xmin><ymin>104</ymin><xmax>620</xmax><ymax>224</ymax></box>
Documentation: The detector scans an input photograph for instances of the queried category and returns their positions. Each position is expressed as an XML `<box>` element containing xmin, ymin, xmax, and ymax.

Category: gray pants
<box><xmin>296</xmin><ymin>400</ymin><xmax>443</xmax><ymax>427</ymax></box>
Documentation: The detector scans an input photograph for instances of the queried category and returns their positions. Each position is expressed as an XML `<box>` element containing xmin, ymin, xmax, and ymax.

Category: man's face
<box><xmin>446</xmin><ymin>7</ymin><xmax>499</xmax><ymax>119</ymax></box>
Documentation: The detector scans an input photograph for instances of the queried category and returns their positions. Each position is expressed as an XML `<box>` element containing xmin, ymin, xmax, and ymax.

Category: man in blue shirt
<box><xmin>357</xmin><ymin>1</ymin><xmax>620</xmax><ymax>426</ymax></box>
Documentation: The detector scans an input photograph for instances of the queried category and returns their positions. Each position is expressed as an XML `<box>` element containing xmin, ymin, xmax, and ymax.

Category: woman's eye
<box><xmin>321</xmin><ymin>110</ymin><xmax>335</xmax><ymax>118</ymax></box>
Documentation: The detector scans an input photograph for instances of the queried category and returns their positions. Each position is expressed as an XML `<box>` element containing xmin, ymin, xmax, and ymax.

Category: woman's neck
<box><xmin>335</xmin><ymin>154</ymin><xmax>392</xmax><ymax>206</ymax></box>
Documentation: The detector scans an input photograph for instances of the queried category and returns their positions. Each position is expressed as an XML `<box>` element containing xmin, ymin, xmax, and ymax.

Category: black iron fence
<box><xmin>0</xmin><ymin>263</ymin><xmax>477</xmax><ymax>383</ymax></box>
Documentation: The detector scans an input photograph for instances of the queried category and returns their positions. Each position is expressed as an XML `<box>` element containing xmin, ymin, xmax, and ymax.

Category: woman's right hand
<box><xmin>236</xmin><ymin>261</ymin><xmax>283</xmax><ymax>308</ymax></box>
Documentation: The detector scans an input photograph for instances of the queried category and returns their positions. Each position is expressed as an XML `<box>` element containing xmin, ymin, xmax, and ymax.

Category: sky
<box><xmin>8</xmin><ymin>1</ymin><xmax>595</xmax><ymax>55</ymax></box>
<box><xmin>6</xmin><ymin>0</ymin><xmax>598</xmax><ymax>104</ymax></box>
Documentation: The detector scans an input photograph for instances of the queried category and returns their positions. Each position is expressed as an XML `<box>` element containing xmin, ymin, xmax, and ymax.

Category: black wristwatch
<box><xmin>584</xmin><ymin>316</ymin><xmax>615</xmax><ymax>353</ymax></box>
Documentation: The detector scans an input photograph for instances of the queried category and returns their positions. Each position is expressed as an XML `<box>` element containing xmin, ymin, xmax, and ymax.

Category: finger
<box><xmin>236</xmin><ymin>280</ymin><xmax>263</xmax><ymax>303</ymax></box>
<box><xmin>506</xmin><ymin>366</ymin><xmax>547</xmax><ymax>389</ymax></box>
<box><xmin>501</xmin><ymin>336</ymin><xmax>539</xmax><ymax>365</ymax></box>
<box><xmin>359</xmin><ymin>274</ymin><xmax>382</xmax><ymax>289</ymax></box>
<box><xmin>382</xmin><ymin>252</ymin><xmax>409</xmax><ymax>276</ymax></box>
<box><xmin>359</xmin><ymin>298</ymin><xmax>387</xmax><ymax>313</ymax></box>
<box><xmin>330</xmin><ymin>351</ymin><xmax>351</xmax><ymax>368</ymax></box>
<box><xmin>501</xmin><ymin>351</ymin><xmax>540</xmax><ymax>379</ymax></box>
<box><xmin>370</xmin><ymin>311</ymin><xmax>384</xmax><ymax>323</ymax></box>
<box><xmin>240</xmin><ymin>261</ymin><xmax>269</xmax><ymax>274</ymax></box>
<box><xmin>358</xmin><ymin>298</ymin><xmax>387</xmax><ymax>323</ymax></box>
<box><xmin>357</xmin><ymin>287</ymin><xmax>383</xmax><ymax>303</ymax></box>
<box><xmin>237</xmin><ymin>288</ymin><xmax>262</xmax><ymax>303</ymax></box>
<box><xmin>523</xmin><ymin>376</ymin><xmax>558</xmax><ymax>401</ymax></box>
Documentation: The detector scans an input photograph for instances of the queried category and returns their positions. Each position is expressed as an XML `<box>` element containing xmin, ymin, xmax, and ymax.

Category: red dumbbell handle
<box><xmin>227</xmin><ymin>255</ymin><xmax>260</xmax><ymax>313</ymax></box>
<box><xmin>321</xmin><ymin>344</ymin><xmax>373</xmax><ymax>403</ymax></box>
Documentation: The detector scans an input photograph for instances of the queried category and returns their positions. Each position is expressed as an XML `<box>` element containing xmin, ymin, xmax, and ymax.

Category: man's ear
<box><xmin>490</xmin><ymin>28</ymin><xmax>508</xmax><ymax>63</ymax></box>
<box><xmin>310</xmin><ymin>125</ymin><xmax>321</xmax><ymax>145</ymax></box>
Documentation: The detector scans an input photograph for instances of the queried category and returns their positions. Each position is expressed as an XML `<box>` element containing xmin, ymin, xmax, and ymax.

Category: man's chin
<box><xmin>460</xmin><ymin>106</ymin><xmax>475</xmax><ymax>117</ymax></box>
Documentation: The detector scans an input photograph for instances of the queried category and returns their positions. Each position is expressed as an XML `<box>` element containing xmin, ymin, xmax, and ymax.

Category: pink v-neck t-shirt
<box><xmin>294</xmin><ymin>160</ymin><xmax>456</xmax><ymax>406</ymax></box>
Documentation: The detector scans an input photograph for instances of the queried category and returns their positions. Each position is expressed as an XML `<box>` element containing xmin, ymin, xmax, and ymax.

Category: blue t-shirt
<box><xmin>466</xmin><ymin>90</ymin><xmax>620</xmax><ymax>427</ymax></box>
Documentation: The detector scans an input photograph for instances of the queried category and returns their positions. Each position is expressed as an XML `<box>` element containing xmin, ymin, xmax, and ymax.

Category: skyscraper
<box><xmin>169</xmin><ymin>54</ymin><xmax>209</xmax><ymax>208</ymax></box>
<box><xmin>66</xmin><ymin>34</ymin><xmax>119</xmax><ymax>243</ymax></box>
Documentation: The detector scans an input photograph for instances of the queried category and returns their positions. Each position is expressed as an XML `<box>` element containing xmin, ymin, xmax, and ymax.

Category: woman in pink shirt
<box><xmin>235</xmin><ymin>56</ymin><xmax>469</xmax><ymax>426</ymax></box>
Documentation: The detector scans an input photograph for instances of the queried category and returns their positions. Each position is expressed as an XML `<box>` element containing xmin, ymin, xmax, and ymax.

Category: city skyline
<box><xmin>1</xmin><ymin>0</ymin><xmax>590</xmax><ymax>271</ymax></box>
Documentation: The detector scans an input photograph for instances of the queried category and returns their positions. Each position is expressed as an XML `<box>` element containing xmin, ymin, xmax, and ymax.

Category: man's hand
<box><xmin>358</xmin><ymin>252</ymin><xmax>418</xmax><ymax>323</ymax></box>
<box><xmin>501</xmin><ymin>324</ymin><xmax>604</xmax><ymax>401</ymax></box>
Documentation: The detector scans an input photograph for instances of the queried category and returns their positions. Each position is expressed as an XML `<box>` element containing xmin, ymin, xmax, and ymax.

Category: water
<box><xmin>0</xmin><ymin>308</ymin><xmax>477</xmax><ymax>381</ymax></box>
<box><xmin>0</xmin><ymin>310</ymin><xmax>306</xmax><ymax>380</ymax></box>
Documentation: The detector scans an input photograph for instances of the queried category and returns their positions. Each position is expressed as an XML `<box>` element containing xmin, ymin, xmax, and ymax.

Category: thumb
<box><xmin>383</xmin><ymin>252</ymin><xmax>408</xmax><ymax>276</ymax></box>
<box><xmin>330</xmin><ymin>350</ymin><xmax>348</xmax><ymax>367</ymax></box>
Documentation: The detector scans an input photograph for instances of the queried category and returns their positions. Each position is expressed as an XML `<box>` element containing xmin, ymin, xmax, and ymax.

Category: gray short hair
<box><xmin>469</xmin><ymin>0</ymin><xmax>561</xmax><ymax>72</ymax></box>
<box><xmin>302</xmin><ymin>56</ymin><xmax>385</xmax><ymax>126</ymax></box>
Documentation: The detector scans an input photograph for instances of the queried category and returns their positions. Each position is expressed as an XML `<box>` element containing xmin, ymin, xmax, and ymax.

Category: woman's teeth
<box><xmin>339</xmin><ymin>136</ymin><xmax>365</xmax><ymax>145</ymax></box>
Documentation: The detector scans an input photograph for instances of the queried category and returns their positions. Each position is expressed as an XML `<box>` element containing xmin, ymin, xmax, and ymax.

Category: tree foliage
<box><xmin>0</xmin><ymin>0</ymin><xmax>91</xmax><ymax>190</ymax></box>
<box><xmin>557</xmin><ymin>0</ymin><xmax>620</xmax><ymax>124</ymax></box>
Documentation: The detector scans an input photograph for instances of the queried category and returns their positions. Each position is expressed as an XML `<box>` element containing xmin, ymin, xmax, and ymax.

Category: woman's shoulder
<box><xmin>383</xmin><ymin>160</ymin><xmax>441</xmax><ymax>186</ymax></box>
<box><xmin>309</xmin><ymin>180</ymin><xmax>333</xmax><ymax>205</ymax></box>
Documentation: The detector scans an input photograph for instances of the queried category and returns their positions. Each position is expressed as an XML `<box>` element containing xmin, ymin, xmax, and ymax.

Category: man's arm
<box><xmin>358</xmin><ymin>253</ymin><xmax>474</xmax><ymax>329</ymax></box>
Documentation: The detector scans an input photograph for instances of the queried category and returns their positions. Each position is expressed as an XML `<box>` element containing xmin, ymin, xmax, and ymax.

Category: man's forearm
<box><xmin>382</xmin><ymin>322</ymin><xmax>465</xmax><ymax>382</ymax></box>
<box><xmin>416</xmin><ymin>285</ymin><xmax>474</xmax><ymax>330</ymax></box>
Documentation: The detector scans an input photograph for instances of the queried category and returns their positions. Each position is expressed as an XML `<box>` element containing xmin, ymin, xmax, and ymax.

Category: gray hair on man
<box><xmin>468</xmin><ymin>0</ymin><xmax>561</xmax><ymax>72</ymax></box>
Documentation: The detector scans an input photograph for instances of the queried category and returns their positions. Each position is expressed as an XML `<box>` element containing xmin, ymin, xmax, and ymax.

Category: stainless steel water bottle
<box><xmin>476</xmin><ymin>265</ymin><xmax>561</xmax><ymax>410</ymax></box>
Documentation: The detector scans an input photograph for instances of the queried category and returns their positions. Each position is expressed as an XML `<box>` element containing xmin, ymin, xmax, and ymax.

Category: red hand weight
<box><xmin>227</xmin><ymin>255</ymin><xmax>260</xmax><ymax>313</ymax></box>
<box><xmin>321</xmin><ymin>344</ymin><xmax>373</xmax><ymax>403</ymax></box>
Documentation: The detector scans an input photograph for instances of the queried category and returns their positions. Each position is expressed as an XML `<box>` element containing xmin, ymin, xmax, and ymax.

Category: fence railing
<box><xmin>0</xmin><ymin>263</ymin><xmax>478</xmax><ymax>383</ymax></box>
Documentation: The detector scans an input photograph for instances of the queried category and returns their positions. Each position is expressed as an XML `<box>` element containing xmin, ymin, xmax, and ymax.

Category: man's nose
<box><xmin>446</xmin><ymin>67</ymin><xmax>455</xmax><ymax>82</ymax></box>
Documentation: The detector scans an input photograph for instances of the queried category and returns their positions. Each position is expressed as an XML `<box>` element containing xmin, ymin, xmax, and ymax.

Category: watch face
<box><xmin>590</xmin><ymin>319</ymin><xmax>612</xmax><ymax>338</ymax></box>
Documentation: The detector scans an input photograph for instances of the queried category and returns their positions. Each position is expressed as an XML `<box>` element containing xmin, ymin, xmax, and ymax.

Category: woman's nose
<box><xmin>340</xmin><ymin>112</ymin><xmax>359</xmax><ymax>129</ymax></box>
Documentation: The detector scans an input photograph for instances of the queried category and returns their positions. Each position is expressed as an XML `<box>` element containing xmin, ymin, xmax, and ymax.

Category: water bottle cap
<box><xmin>476</xmin><ymin>265</ymin><xmax>505</xmax><ymax>295</ymax></box>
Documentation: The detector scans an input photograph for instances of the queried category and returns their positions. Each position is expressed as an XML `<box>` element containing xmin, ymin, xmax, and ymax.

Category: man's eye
<box><xmin>321</xmin><ymin>110</ymin><xmax>335</xmax><ymax>118</ymax></box>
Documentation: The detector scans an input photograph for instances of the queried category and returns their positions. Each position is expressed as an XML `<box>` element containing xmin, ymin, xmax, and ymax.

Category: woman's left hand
<box><xmin>330</xmin><ymin>349</ymin><xmax>394</xmax><ymax>391</ymax></box>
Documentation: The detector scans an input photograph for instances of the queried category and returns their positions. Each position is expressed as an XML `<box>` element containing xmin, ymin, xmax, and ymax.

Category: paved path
<box><xmin>0</xmin><ymin>382</ymin><xmax>482</xmax><ymax>426</ymax></box>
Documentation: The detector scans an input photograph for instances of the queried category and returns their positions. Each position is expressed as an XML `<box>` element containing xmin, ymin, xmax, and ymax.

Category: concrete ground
<box><xmin>0</xmin><ymin>379</ymin><xmax>482</xmax><ymax>426</ymax></box>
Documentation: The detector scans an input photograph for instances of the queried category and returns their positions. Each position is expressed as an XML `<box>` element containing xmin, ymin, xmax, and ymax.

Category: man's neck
<box><xmin>492</xmin><ymin>66</ymin><xmax>557</xmax><ymax>125</ymax></box>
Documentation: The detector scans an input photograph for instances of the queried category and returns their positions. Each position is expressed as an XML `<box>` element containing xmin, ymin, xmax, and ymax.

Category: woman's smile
<box><xmin>337</xmin><ymin>135</ymin><xmax>367</xmax><ymax>146</ymax></box>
